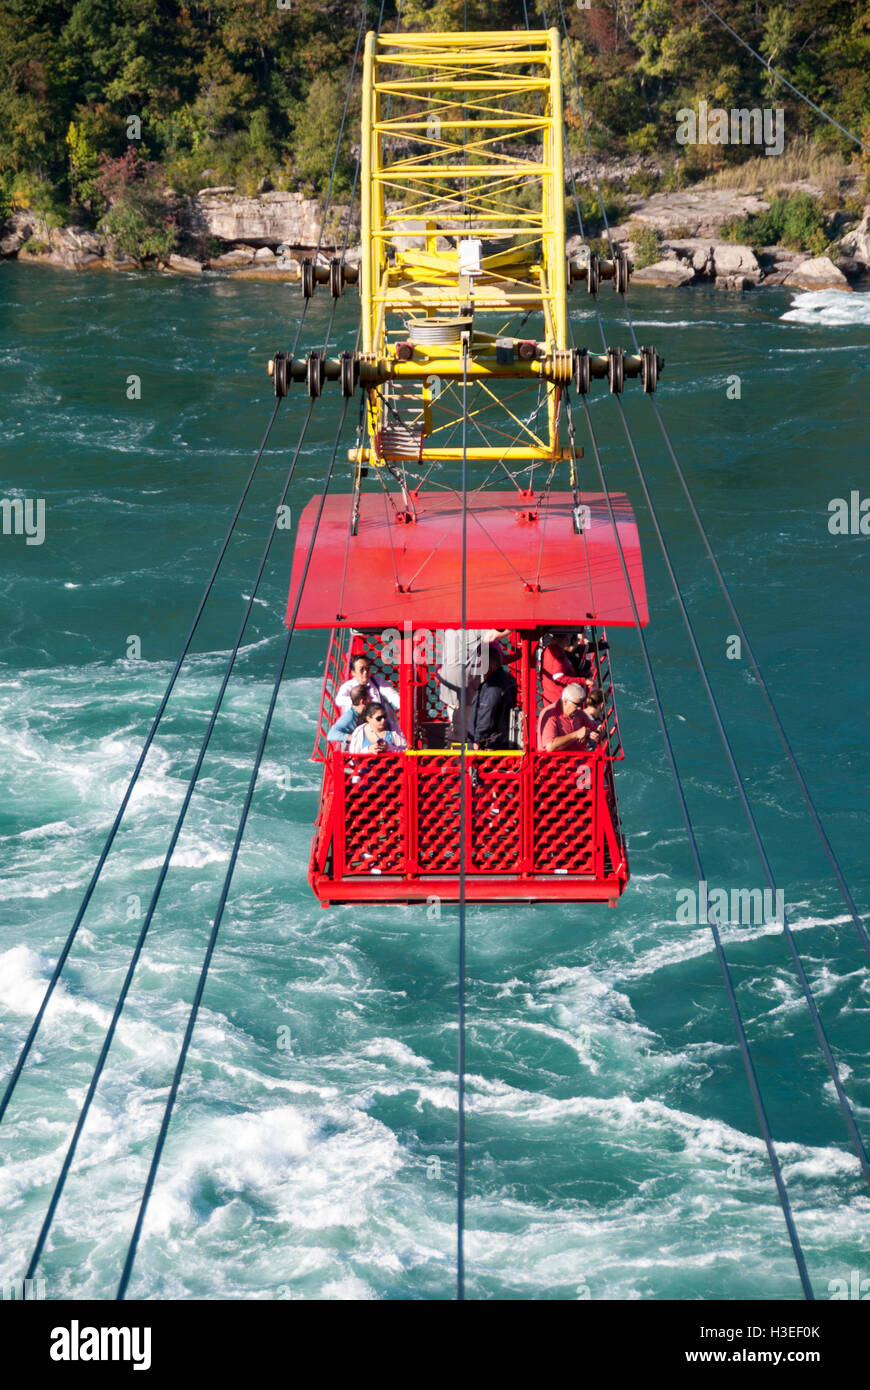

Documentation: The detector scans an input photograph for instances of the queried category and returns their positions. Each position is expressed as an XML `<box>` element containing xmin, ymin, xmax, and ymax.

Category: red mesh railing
<box><xmin>416</xmin><ymin>756</ymin><xmax>462</xmax><ymax>871</ymax></box>
<box><xmin>309</xmin><ymin>628</ymin><xmax>627</xmax><ymax>893</ymax></box>
<box><xmin>468</xmin><ymin>758</ymin><xmax>523</xmax><ymax>872</ymax></box>
<box><xmin>532</xmin><ymin>753</ymin><xmax>597</xmax><ymax>873</ymax></box>
<box><xmin>324</xmin><ymin>750</ymin><xmax>610</xmax><ymax>877</ymax></box>
<box><xmin>342</xmin><ymin>753</ymin><xmax>405</xmax><ymax>874</ymax></box>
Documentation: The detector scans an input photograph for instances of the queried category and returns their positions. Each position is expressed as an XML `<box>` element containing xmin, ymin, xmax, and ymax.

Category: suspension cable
<box><xmin>574</xmin><ymin>391</ymin><xmax>814</xmax><ymax>1299</ymax></box>
<box><xmin>553</xmin><ymin>0</ymin><xmax>870</xmax><ymax>980</ymax></box>
<box><xmin>610</xmin><ymin>388</ymin><xmax>870</xmax><ymax>1190</ymax></box>
<box><xmin>0</xmin><ymin>0</ymin><xmax>370</xmax><ymax>1145</ymax></box>
<box><xmin>26</xmin><ymin>293</ymin><xmax>361</xmax><ymax>1280</ymax></box>
<box><xmin>550</xmin><ymin>0</ymin><xmax>870</xmax><ymax>1197</ymax></box>
<box><xmin>20</xmin><ymin>22</ymin><xmax>372</xmax><ymax>1276</ymax></box>
<box><xmin>456</xmin><ymin>340</ymin><xmax>469</xmax><ymax>1304</ymax></box>
<box><xmin>695</xmin><ymin>0</ymin><xmax>870</xmax><ymax>153</ymax></box>
<box><xmin>289</xmin><ymin>0</ymin><xmax>374</xmax><ymax>355</ymax></box>
<box><xmin>643</xmin><ymin>394</ymin><xmax>870</xmax><ymax>967</ymax></box>
<box><xmin>116</xmin><ymin>394</ymin><xmax>355</xmax><ymax>1300</ymax></box>
<box><xmin>536</xmin><ymin>0</ymin><xmax>812</xmax><ymax>1292</ymax></box>
<box><xmin>24</xmin><ymin>398</ymin><xmax>317</xmax><ymax>1284</ymax></box>
<box><xmin>115</xmin><ymin>0</ymin><xmax>377</xmax><ymax>1296</ymax></box>
<box><xmin>0</xmin><ymin>397</ymin><xmax>281</xmax><ymax>1131</ymax></box>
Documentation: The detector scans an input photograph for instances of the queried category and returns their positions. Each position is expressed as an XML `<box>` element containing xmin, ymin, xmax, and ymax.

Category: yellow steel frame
<box><xmin>360</xmin><ymin>29</ymin><xmax>568</xmax><ymax>471</ymax></box>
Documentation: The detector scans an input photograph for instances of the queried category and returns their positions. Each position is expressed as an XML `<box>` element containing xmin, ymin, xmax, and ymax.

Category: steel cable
<box><xmin>533</xmin><ymin>0</ymin><xmax>814</xmax><ymax>1294</ymax></box>
<box><xmin>550</xmin><ymin>0</ymin><xmax>870</xmax><ymax>1182</ymax></box>
<box><xmin>575</xmin><ymin>391</ymin><xmax>814</xmax><ymax>1299</ymax></box>
<box><xmin>0</xmin><ymin>397</ymin><xmax>282</xmax><ymax>1133</ymax></box>
<box><xmin>116</xmin><ymin>392</ymin><xmax>355</xmax><ymax>1299</ymax></box>
<box><xmin>16</xmin><ymin>0</ymin><xmax>374</xmax><ymax>1279</ymax></box>
<box><xmin>553</xmin><ymin>0</ymin><xmax>869</xmax><ymax>974</ymax></box>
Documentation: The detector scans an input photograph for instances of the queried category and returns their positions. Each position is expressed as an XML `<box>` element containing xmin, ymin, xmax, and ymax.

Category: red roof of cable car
<box><xmin>286</xmin><ymin>490</ymin><xmax>648</xmax><ymax>629</ymax></box>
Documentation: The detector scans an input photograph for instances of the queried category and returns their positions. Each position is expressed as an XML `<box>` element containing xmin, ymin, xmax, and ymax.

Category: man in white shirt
<box><xmin>336</xmin><ymin>652</ymin><xmax>400</xmax><ymax>730</ymax></box>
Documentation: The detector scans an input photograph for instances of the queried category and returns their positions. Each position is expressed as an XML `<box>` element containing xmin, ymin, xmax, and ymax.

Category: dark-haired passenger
<box><xmin>327</xmin><ymin>683</ymin><xmax>369</xmax><ymax>747</ymax></box>
<box><xmin>347</xmin><ymin>702</ymin><xmax>407</xmax><ymax>753</ymax></box>
<box><xmin>337</xmin><ymin>653</ymin><xmax>400</xmax><ymax>730</ymax></box>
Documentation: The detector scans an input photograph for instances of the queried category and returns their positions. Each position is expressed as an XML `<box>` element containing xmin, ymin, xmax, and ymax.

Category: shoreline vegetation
<box><xmin>1</xmin><ymin>0</ymin><xmax>869</xmax><ymax>291</ymax></box>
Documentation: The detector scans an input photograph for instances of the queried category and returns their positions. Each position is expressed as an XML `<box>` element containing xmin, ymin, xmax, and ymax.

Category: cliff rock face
<box><xmin>184</xmin><ymin>190</ymin><xmax>358</xmax><ymax>248</ymax></box>
<box><xmin>624</xmin><ymin>188</ymin><xmax>769</xmax><ymax>238</ymax></box>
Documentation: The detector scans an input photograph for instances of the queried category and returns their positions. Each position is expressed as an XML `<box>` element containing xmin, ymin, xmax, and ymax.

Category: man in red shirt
<box><xmin>541</xmin><ymin>684</ymin><xmax>599</xmax><ymax>752</ymax></box>
<box><xmin>540</xmin><ymin>631</ymin><xmax>589</xmax><ymax>705</ymax></box>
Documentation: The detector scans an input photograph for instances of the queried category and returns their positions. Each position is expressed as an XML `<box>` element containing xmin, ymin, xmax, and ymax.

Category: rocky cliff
<box><xmin>2</xmin><ymin>185</ymin><xmax>868</xmax><ymax>292</ymax></box>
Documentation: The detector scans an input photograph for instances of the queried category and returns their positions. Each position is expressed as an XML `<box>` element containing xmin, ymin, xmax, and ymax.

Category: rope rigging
<box><xmin>695</xmin><ymin>0</ymin><xmax>870</xmax><ymax>154</ymax></box>
<box><xmin>550</xmin><ymin>0</ymin><xmax>870</xmax><ymax>1024</ymax></box>
<box><xmin>0</xmin><ymin>399</ymin><xmax>283</xmax><ymax>1132</ymax></box>
<box><xmin>551</xmin><ymin>15</ymin><xmax>870</xmax><ymax>1194</ymax></box>
<box><xmin>607</xmin><ymin>386</ymin><xmax>870</xmax><ymax>1191</ymax></box>
<box><xmin>116</xmin><ymin>392</ymin><xmax>358</xmax><ymax>1300</ymax></box>
<box><xmin>552</xmin><ymin>0</ymin><xmax>870</xmax><ymax>968</ymax></box>
<box><xmin>456</xmin><ymin>336</ymin><xmax>469</xmax><ymax>1305</ymax></box>
<box><xmin>575</xmin><ymin>389</ymin><xmax>815</xmax><ymax>1299</ymax></box>
<box><xmin>542</xmin><ymin>0</ymin><xmax>870</xmax><ymax>1294</ymax></box>
<box><xmin>8</xmin><ymin>0</ymin><xmax>865</xmax><ymax>1306</ymax></box>
<box><xmin>10</xmin><ymin>0</ymin><xmax>376</xmax><ymax>1290</ymax></box>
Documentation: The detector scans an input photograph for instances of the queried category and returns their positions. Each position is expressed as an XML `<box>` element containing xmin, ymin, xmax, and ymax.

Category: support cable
<box><xmin>0</xmin><ymin>0</ymin><xmax>371</xmax><ymax>1137</ymax></box>
<box><xmin>289</xmin><ymin>0</ymin><xmax>371</xmax><ymax>353</ymax></box>
<box><xmin>551</xmin><ymin>0</ymin><xmax>870</xmax><ymax>969</ymax></box>
<box><xmin>456</xmin><ymin>296</ymin><xmax>469</xmax><ymax>1307</ymax></box>
<box><xmin>643</xmin><ymin>395</ymin><xmax>870</xmax><ymax>967</ymax></box>
<box><xmin>22</xmin><ymin>170</ymin><xmax>367</xmax><ymax>1287</ymax></box>
<box><xmin>539</xmin><ymin>0</ymin><xmax>812</xmax><ymax>1292</ymax></box>
<box><xmin>695</xmin><ymin>0</ymin><xmax>870</xmax><ymax>153</ymax></box>
<box><xmin>0</xmin><ymin>398</ymin><xmax>281</xmax><ymax>1131</ymax></box>
<box><xmin>610</xmin><ymin>388</ymin><xmax>870</xmax><ymax>1189</ymax></box>
<box><xmin>116</xmin><ymin>396</ymin><xmax>353</xmax><ymax>1300</ymax></box>
<box><xmin>455</xmin><ymin>0</ymin><xmax>470</xmax><ymax>1304</ymax></box>
<box><xmin>574</xmin><ymin>391</ymin><xmax>814</xmax><ymax>1299</ymax></box>
<box><xmin>552</xmin><ymin>6</ymin><xmax>870</xmax><ymax>1190</ymax></box>
<box><xmin>24</xmin><ymin>397</ymin><xmax>316</xmax><ymax>1284</ymax></box>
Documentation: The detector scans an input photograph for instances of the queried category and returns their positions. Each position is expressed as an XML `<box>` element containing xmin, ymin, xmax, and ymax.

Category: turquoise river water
<box><xmin>1</xmin><ymin>261</ymin><xmax>869</xmax><ymax>1300</ymax></box>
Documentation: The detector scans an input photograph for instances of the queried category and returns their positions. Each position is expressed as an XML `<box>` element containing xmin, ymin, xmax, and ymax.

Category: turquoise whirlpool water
<box><xmin>1</xmin><ymin>261</ymin><xmax>869</xmax><ymax>1300</ymax></box>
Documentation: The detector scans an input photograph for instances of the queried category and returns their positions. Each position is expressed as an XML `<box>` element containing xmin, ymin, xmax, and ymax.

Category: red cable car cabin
<box><xmin>288</xmin><ymin>490</ymin><xmax>649</xmax><ymax>906</ymax></box>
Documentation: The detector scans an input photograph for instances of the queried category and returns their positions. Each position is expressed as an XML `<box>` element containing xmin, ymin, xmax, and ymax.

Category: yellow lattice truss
<box><xmin>359</xmin><ymin>28</ymin><xmax>572</xmax><ymax>471</ymax></box>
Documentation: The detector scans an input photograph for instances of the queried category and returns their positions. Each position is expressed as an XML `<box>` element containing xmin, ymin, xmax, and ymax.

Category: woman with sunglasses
<box><xmin>347</xmin><ymin>702</ymin><xmax>407</xmax><ymax>753</ymax></box>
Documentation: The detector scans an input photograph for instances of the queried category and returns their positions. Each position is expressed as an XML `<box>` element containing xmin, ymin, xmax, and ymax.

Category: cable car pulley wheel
<box><xmin>607</xmin><ymin>346</ymin><xmax>625</xmax><ymax>395</ymax></box>
<box><xmin>307</xmin><ymin>350</ymin><xmax>325</xmax><ymax>398</ymax></box>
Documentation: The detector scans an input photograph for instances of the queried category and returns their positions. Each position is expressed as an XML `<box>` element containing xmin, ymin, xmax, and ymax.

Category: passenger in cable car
<box><xmin>468</xmin><ymin>649</ymin><xmax>517</xmax><ymax>750</ymax></box>
<box><xmin>580</xmin><ymin>691</ymin><xmax>606</xmax><ymax>747</ymax></box>
<box><xmin>347</xmin><ymin>702</ymin><xmax>408</xmax><ymax>754</ymax></box>
<box><xmin>573</xmin><ymin>628</ymin><xmax>608</xmax><ymax>676</ymax></box>
<box><xmin>539</xmin><ymin>630</ymin><xmax>590</xmax><ymax>705</ymax></box>
<box><xmin>540</xmin><ymin>683</ymin><xmax>598</xmax><ymax>752</ymax></box>
<box><xmin>337</xmin><ymin>653</ymin><xmax>400</xmax><ymax>730</ymax></box>
<box><xmin>438</xmin><ymin>628</ymin><xmax>511</xmax><ymax>740</ymax></box>
<box><xmin>327</xmin><ymin>683</ymin><xmax>369</xmax><ymax>746</ymax></box>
